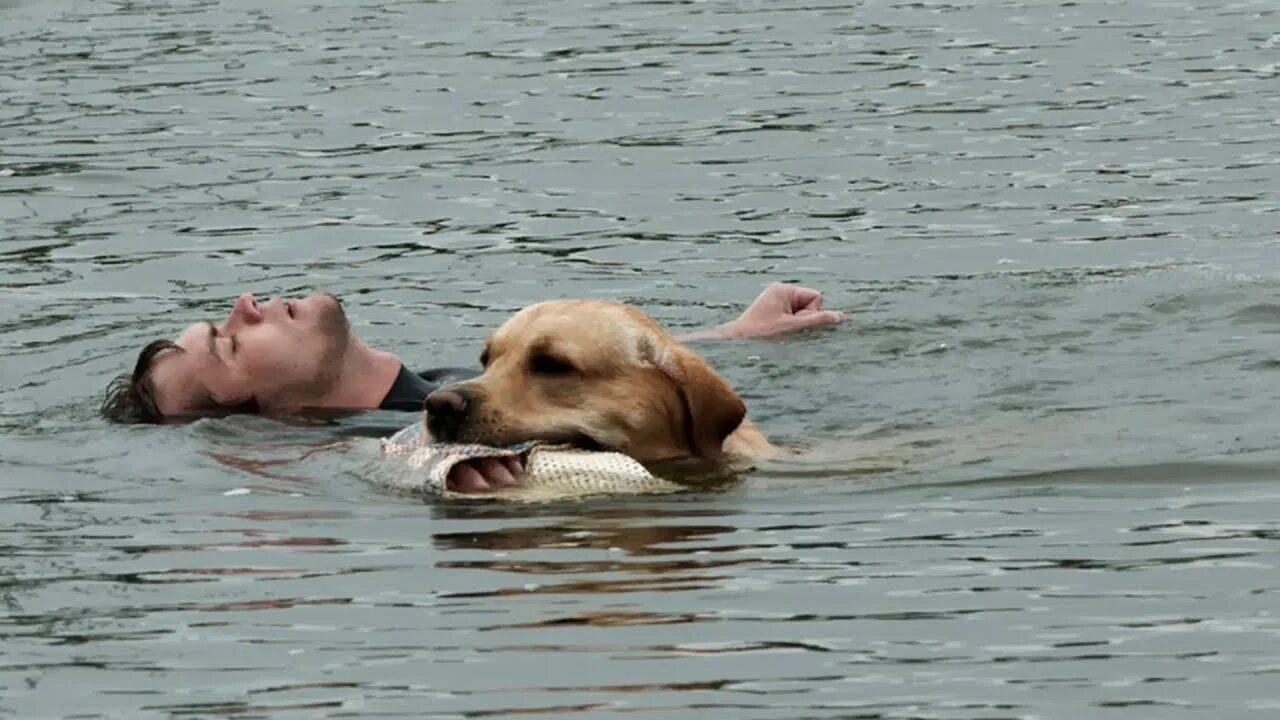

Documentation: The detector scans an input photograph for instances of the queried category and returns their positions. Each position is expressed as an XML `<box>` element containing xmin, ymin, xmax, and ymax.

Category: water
<box><xmin>3</xmin><ymin>0</ymin><xmax>1280</xmax><ymax>717</ymax></box>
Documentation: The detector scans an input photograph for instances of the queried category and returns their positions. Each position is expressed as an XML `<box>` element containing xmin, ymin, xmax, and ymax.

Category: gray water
<box><xmin>3</xmin><ymin>0</ymin><xmax>1280</xmax><ymax>717</ymax></box>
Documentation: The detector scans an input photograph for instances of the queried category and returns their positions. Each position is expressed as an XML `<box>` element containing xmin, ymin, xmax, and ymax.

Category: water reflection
<box><xmin>433</xmin><ymin>518</ymin><xmax>735</xmax><ymax>556</ymax></box>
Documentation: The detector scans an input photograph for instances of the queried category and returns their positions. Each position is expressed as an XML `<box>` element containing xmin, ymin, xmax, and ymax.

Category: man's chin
<box><xmin>293</xmin><ymin>292</ymin><xmax>351</xmax><ymax>353</ymax></box>
<box><xmin>309</xmin><ymin>290</ymin><xmax>343</xmax><ymax>310</ymax></box>
<box><xmin>306</xmin><ymin>291</ymin><xmax>348</xmax><ymax>322</ymax></box>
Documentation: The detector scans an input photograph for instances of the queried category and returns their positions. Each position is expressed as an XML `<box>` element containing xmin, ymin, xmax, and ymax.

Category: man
<box><xmin>101</xmin><ymin>282</ymin><xmax>843</xmax><ymax>491</ymax></box>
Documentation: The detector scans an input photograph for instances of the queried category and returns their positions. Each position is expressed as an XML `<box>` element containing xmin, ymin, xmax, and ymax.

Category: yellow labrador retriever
<box><xmin>423</xmin><ymin>299</ymin><xmax>781</xmax><ymax>465</ymax></box>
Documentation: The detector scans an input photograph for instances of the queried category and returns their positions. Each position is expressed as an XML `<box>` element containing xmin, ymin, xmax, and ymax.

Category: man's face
<box><xmin>148</xmin><ymin>292</ymin><xmax>352</xmax><ymax>417</ymax></box>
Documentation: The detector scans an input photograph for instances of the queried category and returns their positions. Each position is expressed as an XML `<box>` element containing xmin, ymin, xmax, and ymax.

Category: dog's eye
<box><xmin>479</xmin><ymin>349</ymin><xmax>490</xmax><ymax>367</ymax></box>
<box><xmin>530</xmin><ymin>353</ymin><xmax>576</xmax><ymax>375</ymax></box>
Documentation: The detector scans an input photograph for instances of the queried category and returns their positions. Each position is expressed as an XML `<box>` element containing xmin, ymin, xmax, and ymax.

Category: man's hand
<box><xmin>446</xmin><ymin>456</ymin><xmax>525</xmax><ymax>493</ymax></box>
<box><xmin>719</xmin><ymin>282</ymin><xmax>845</xmax><ymax>339</ymax></box>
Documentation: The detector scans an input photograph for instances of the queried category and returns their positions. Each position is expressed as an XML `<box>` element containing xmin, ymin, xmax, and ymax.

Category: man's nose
<box><xmin>224</xmin><ymin>293</ymin><xmax>263</xmax><ymax>331</ymax></box>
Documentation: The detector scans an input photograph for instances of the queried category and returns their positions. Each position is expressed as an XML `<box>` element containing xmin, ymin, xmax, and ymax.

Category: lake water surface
<box><xmin>3</xmin><ymin>0</ymin><xmax>1280</xmax><ymax>717</ymax></box>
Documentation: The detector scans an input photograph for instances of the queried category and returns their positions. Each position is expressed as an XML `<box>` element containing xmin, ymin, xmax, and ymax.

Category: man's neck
<box><xmin>306</xmin><ymin>338</ymin><xmax>402</xmax><ymax>411</ymax></box>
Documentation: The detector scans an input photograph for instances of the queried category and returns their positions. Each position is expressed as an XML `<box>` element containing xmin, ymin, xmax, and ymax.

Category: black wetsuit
<box><xmin>378</xmin><ymin>365</ymin><xmax>477</xmax><ymax>412</ymax></box>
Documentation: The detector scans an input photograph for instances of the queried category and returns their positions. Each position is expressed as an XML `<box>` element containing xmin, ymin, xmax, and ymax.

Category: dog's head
<box><xmin>424</xmin><ymin>299</ymin><xmax>746</xmax><ymax>462</ymax></box>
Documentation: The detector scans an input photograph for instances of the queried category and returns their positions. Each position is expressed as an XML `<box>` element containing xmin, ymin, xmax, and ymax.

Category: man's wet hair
<box><xmin>101</xmin><ymin>339</ymin><xmax>259</xmax><ymax>423</ymax></box>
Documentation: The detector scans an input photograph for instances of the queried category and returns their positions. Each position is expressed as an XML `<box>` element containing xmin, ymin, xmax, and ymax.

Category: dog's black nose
<box><xmin>424</xmin><ymin>388</ymin><xmax>469</xmax><ymax>440</ymax></box>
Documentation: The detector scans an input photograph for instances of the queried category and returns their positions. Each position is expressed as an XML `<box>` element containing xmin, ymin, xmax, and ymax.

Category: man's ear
<box><xmin>639</xmin><ymin>334</ymin><xmax>746</xmax><ymax>458</ymax></box>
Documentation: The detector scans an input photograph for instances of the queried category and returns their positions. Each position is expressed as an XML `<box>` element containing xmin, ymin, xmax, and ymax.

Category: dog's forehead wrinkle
<box><xmin>529</xmin><ymin>334</ymin><xmax>591</xmax><ymax>365</ymax></box>
<box><xmin>488</xmin><ymin>325</ymin><xmax>518</xmax><ymax>354</ymax></box>
<box><xmin>620</xmin><ymin>325</ymin><xmax>651</xmax><ymax>366</ymax></box>
<box><xmin>637</xmin><ymin>333</ymin><xmax>679</xmax><ymax>376</ymax></box>
<box><xmin>633</xmin><ymin>330</ymin><xmax>664</xmax><ymax>364</ymax></box>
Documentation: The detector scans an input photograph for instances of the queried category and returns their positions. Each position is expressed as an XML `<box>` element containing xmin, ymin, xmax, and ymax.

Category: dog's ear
<box><xmin>638</xmin><ymin>334</ymin><xmax>746</xmax><ymax>458</ymax></box>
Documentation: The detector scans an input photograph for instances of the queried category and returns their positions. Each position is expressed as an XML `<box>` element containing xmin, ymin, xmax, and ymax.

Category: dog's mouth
<box><xmin>469</xmin><ymin>425</ymin><xmax>613</xmax><ymax>452</ymax></box>
<box><xmin>561</xmin><ymin>431</ymin><xmax>607</xmax><ymax>452</ymax></box>
<box><xmin>525</xmin><ymin>429</ymin><xmax>609</xmax><ymax>452</ymax></box>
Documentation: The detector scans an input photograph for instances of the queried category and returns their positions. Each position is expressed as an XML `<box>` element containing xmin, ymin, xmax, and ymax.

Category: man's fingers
<box><xmin>787</xmin><ymin>286</ymin><xmax>823</xmax><ymax>313</ymax></box>
<box><xmin>447</xmin><ymin>464</ymin><xmax>491</xmax><ymax>493</ymax></box>
<box><xmin>787</xmin><ymin>309</ymin><xmax>845</xmax><ymax>328</ymax></box>
<box><xmin>476</xmin><ymin>457</ymin><xmax>519</xmax><ymax>487</ymax></box>
<box><xmin>445</xmin><ymin>457</ymin><xmax>526</xmax><ymax>493</ymax></box>
<box><xmin>502</xmin><ymin>455</ymin><xmax>524</xmax><ymax>478</ymax></box>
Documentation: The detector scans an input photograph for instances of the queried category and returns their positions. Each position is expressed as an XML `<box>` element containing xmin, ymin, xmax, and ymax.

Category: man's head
<box><xmin>101</xmin><ymin>291</ymin><xmax>353</xmax><ymax>423</ymax></box>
